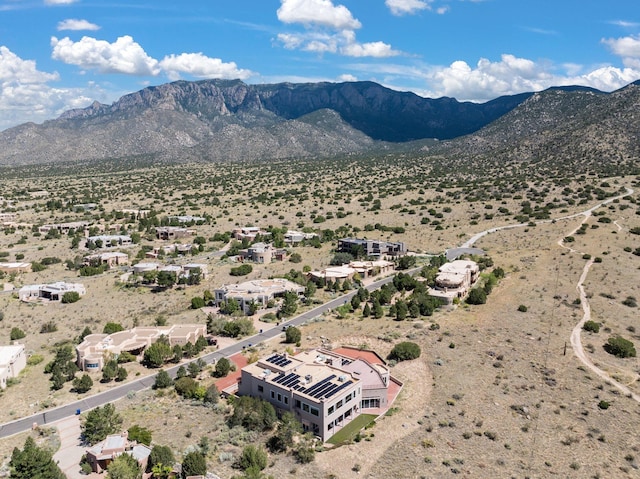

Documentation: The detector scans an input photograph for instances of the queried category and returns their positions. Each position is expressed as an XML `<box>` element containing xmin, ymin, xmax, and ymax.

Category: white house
<box><xmin>0</xmin><ymin>344</ymin><xmax>26</xmax><ymax>388</ymax></box>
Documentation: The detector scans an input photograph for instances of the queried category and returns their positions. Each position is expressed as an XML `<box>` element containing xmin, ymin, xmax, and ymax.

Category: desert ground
<box><xmin>0</xmin><ymin>156</ymin><xmax>638</xmax><ymax>478</ymax></box>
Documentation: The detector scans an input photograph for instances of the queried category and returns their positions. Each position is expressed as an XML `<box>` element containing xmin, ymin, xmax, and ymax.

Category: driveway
<box><xmin>52</xmin><ymin>416</ymin><xmax>98</xmax><ymax>479</ymax></box>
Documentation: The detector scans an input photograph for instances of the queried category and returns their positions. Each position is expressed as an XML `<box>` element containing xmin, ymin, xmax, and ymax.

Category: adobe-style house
<box><xmin>308</xmin><ymin>260</ymin><xmax>394</xmax><ymax>282</ymax></box>
<box><xmin>18</xmin><ymin>282</ymin><xmax>86</xmax><ymax>302</ymax></box>
<box><xmin>85</xmin><ymin>432</ymin><xmax>151</xmax><ymax>473</ymax></box>
<box><xmin>0</xmin><ymin>262</ymin><xmax>32</xmax><ymax>274</ymax></box>
<box><xmin>155</xmin><ymin>226</ymin><xmax>195</xmax><ymax>240</ymax></box>
<box><xmin>232</xmin><ymin>227</ymin><xmax>271</xmax><ymax>242</ymax></box>
<box><xmin>0</xmin><ymin>344</ymin><xmax>26</xmax><ymax>389</ymax></box>
<box><xmin>214</xmin><ymin>279</ymin><xmax>305</xmax><ymax>314</ymax></box>
<box><xmin>428</xmin><ymin>259</ymin><xmax>480</xmax><ymax>304</ymax></box>
<box><xmin>38</xmin><ymin>221</ymin><xmax>89</xmax><ymax>235</ymax></box>
<box><xmin>337</xmin><ymin>238</ymin><xmax>407</xmax><ymax>258</ymax></box>
<box><xmin>239</xmin><ymin>242</ymin><xmax>287</xmax><ymax>264</ymax></box>
<box><xmin>238</xmin><ymin>348</ymin><xmax>397</xmax><ymax>442</ymax></box>
<box><xmin>83</xmin><ymin>252</ymin><xmax>129</xmax><ymax>269</ymax></box>
<box><xmin>284</xmin><ymin>230</ymin><xmax>318</xmax><ymax>245</ymax></box>
<box><xmin>167</xmin><ymin>215</ymin><xmax>206</xmax><ymax>224</ymax></box>
<box><xmin>87</xmin><ymin>234</ymin><xmax>133</xmax><ymax>249</ymax></box>
<box><xmin>76</xmin><ymin>324</ymin><xmax>206</xmax><ymax>371</ymax></box>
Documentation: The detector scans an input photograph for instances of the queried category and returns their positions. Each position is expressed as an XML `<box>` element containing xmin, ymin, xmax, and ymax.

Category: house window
<box><xmin>295</xmin><ymin>399</ymin><xmax>301</xmax><ymax>408</ymax></box>
<box><xmin>302</xmin><ymin>403</ymin><xmax>310</xmax><ymax>412</ymax></box>
<box><xmin>270</xmin><ymin>390</ymin><xmax>275</xmax><ymax>399</ymax></box>
<box><xmin>345</xmin><ymin>393</ymin><xmax>352</xmax><ymax>402</ymax></box>
<box><xmin>328</xmin><ymin>405</ymin><xmax>334</xmax><ymax>415</ymax></box>
<box><xmin>310</xmin><ymin>407</ymin><xmax>319</xmax><ymax>417</ymax></box>
<box><xmin>284</xmin><ymin>397</ymin><xmax>289</xmax><ymax>405</ymax></box>
<box><xmin>277</xmin><ymin>393</ymin><xmax>282</xmax><ymax>402</ymax></box>
<box><xmin>336</xmin><ymin>400</ymin><xmax>343</xmax><ymax>409</ymax></box>
<box><xmin>257</xmin><ymin>385</ymin><xmax>263</xmax><ymax>393</ymax></box>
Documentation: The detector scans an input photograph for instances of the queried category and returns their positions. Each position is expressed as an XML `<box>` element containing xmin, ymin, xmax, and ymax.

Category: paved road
<box><xmin>0</xmin><ymin>268</ymin><xmax>414</xmax><ymax>439</ymax></box>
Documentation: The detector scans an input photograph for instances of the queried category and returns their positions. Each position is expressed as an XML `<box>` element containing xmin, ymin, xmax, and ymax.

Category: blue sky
<box><xmin>1</xmin><ymin>0</ymin><xmax>640</xmax><ymax>130</ymax></box>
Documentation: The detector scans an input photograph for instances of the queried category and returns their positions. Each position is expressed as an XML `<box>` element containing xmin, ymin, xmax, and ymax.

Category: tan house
<box><xmin>239</xmin><ymin>242</ymin><xmax>287</xmax><ymax>264</ymax></box>
<box><xmin>0</xmin><ymin>262</ymin><xmax>32</xmax><ymax>274</ymax></box>
<box><xmin>429</xmin><ymin>259</ymin><xmax>480</xmax><ymax>304</ymax></box>
<box><xmin>83</xmin><ymin>252</ymin><xmax>129</xmax><ymax>268</ymax></box>
<box><xmin>76</xmin><ymin>324</ymin><xmax>206</xmax><ymax>371</ymax></box>
<box><xmin>232</xmin><ymin>227</ymin><xmax>270</xmax><ymax>242</ymax></box>
<box><xmin>238</xmin><ymin>348</ymin><xmax>395</xmax><ymax>441</ymax></box>
<box><xmin>0</xmin><ymin>344</ymin><xmax>26</xmax><ymax>389</ymax></box>
<box><xmin>155</xmin><ymin>226</ymin><xmax>195</xmax><ymax>240</ymax></box>
<box><xmin>85</xmin><ymin>432</ymin><xmax>151</xmax><ymax>473</ymax></box>
<box><xmin>214</xmin><ymin>279</ymin><xmax>305</xmax><ymax>315</ymax></box>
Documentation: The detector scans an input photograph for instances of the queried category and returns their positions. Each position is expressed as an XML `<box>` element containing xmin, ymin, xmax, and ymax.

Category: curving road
<box><xmin>1</xmin><ymin>186</ymin><xmax>634</xmax><ymax>438</ymax></box>
<box><xmin>0</xmin><ymin>268</ymin><xmax>413</xmax><ymax>439</ymax></box>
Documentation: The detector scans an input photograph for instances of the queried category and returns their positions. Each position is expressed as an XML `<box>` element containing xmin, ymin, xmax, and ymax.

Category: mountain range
<box><xmin>0</xmin><ymin>79</ymin><xmax>639</xmax><ymax>167</ymax></box>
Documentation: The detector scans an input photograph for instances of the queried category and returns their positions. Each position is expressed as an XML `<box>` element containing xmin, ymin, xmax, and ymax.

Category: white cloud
<box><xmin>57</xmin><ymin>19</ymin><xmax>101</xmax><ymax>31</ymax></box>
<box><xmin>422</xmin><ymin>54</ymin><xmax>640</xmax><ymax>101</ymax></box>
<box><xmin>51</xmin><ymin>35</ymin><xmax>161</xmax><ymax>76</ymax></box>
<box><xmin>385</xmin><ymin>0</ymin><xmax>430</xmax><ymax>16</ymax></box>
<box><xmin>159</xmin><ymin>53</ymin><xmax>253</xmax><ymax>81</ymax></box>
<box><xmin>602</xmin><ymin>34</ymin><xmax>640</xmax><ymax>68</ymax></box>
<box><xmin>0</xmin><ymin>46</ymin><xmax>102</xmax><ymax>131</ymax></box>
<box><xmin>337</xmin><ymin>73</ymin><xmax>357</xmax><ymax>82</ymax></box>
<box><xmin>45</xmin><ymin>0</ymin><xmax>79</xmax><ymax>5</ymax></box>
<box><xmin>341</xmin><ymin>40</ymin><xmax>400</xmax><ymax>58</ymax></box>
<box><xmin>277</xmin><ymin>0</ymin><xmax>361</xmax><ymax>30</ymax></box>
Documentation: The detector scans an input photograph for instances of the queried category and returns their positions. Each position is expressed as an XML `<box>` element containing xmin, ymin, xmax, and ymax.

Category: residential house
<box><xmin>39</xmin><ymin>221</ymin><xmax>89</xmax><ymax>235</ymax></box>
<box><xmin>232</xmin><ymin>227</ymin><xmax>270</xmax><ymax>242</ymax></box>
<box><xmin>0</xmin><ymin>344</ymin><xmax>26</xmax><ymax>389</ymax></box>
<box><xmin>239</xmin><ymin>242</ymin><xmax>287</xmax><ymax>264</ymax></box>
<box><xmin>428</xmin><ymin>259</ymin><xmax>479</xmax><ymax>304</ymax></box>
<box><xmin>18</xmin><ymin>282</ymin><xmax>86</xmax><ymax>302</ymax></box>
<box><xmin>238</xmin><ymin>348</ymin><xmax>395</xmax><ymax>441</ymax></box>
<box><xmin>167</xmin><ymin>215</ymin><xmax>206</xmax><ymax>224</ymax></box>
<box><xmin>337</xmin><ymin>238</ymin><xmax>407</xmax><ymax>258</ymax></box>
<box><xmin>87</xmin><ymin>235</ymin><xmax>132</xmax><ymax>249</ymax></box>
<box><xmin>155</xmin><ymin>226</ymin><xmax>195</xmax><ymax>240</ymax></box>
<box><xmin>284</xmin><ymin>230</ymin><xmax>318</xmax><ymax>245</ymax></box>
<box><xmin>0</xmin><ymin>262</ymin><xmax>32</xmax><ymax>274</ymax></box>
<box><xmin>308</xmin><ymin>260</ymin><xmax>394</xmax><ymax>283</ymax></box>
<box><xmin>85</xmin><ymin>432</ymin><xmax>151</xmax><ymax>473</ymax></box>
<box><xmin>83</xmin><ymin>252</ymin><xmax>129</xmax><ymax>269</ymax></box>
<box><xmin>76</xmin><ymin>324</ymin><xmax>206</xmax><ymax>371</ymax></box>
<box><xmin>214</xmin><ymin>279</ymin><xmax>305</xmax><ymax>314</ymax></box>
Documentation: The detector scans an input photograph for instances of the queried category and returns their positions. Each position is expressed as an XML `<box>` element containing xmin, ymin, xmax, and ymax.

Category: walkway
<box><xmin>52</xmin><ymin>416</ymin><xmax>98</xmax><ymax>479</ymax></box>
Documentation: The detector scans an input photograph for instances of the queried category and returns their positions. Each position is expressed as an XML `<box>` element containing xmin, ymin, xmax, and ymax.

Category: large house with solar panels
<box><xmin>238</xmin><ymin>348</ymin><xmax>392</xmax><ymax>441</ymax></box>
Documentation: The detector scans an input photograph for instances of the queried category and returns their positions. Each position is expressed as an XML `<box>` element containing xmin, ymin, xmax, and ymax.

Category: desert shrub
<box><xmin>61</xmin><ymin>291</ymin><xmax>81</xmax><ymax>303</ymax></box>
<box><xmin>238</xmin><ymin>445</ymin><xmax>268</xmax><ymax>471</ymax></box>
<box><xmin>27</xmin><ymin>354</ymin><xmax>44</xmax><ymax>366</ymax></box>
<box><xmin>517</xmin><ymin>305</ymin><xmax>528</xmax><ymax>312</ymax></box>
<box><xmin>214</xmin><ymin>357</ymin><xmax>231</xmax><ymax>377</ymax></box>
<box><xmin>10</xmin><ymin>327</ymin><xmax>26</xmax><ymax>340</ymax></box>
<box><xmin>103</xmin><ymin>322</ymin><xmax>124</xmax><ymax>334</ymax></box>
<box><xmin>388</xmin><ymin>341</ymin><xmax>421</xmax><ymax>361</ymax></box>
<box><xmin>583</xmin><ymin>321</ymin><xmax>600</xmax><ymax>333</ymax></box>
<box><xmin>466</xmin><ymin>288</ymin><xmax>487</xmax><ymax>305</ymax></box>
<box><xmin>289</xmin><ymin>252</ymin><xmax>302</xmax><ymax>263</ymax></box>
<box><xmin>228</xmin><ymin>396</ymin><xmax>277</xmax><ymax>432</ymax></box>
<box><xmin>230</xmin><ymin>264</ymin><xmax>252</xmax><ymax>276</ymax></box>
<box><xmin>604</xmin><ymin>336</ymin><xmax>636</xmax><ymax>358</ymax></box>
<box><xmin>40</xmin><ymin>321</ymin><xmax>58</xmax><ymax>333</ymax></box>
<box><xmin>153</xmin><ymin>370</ymin><xmax>173</xmax><ymax>389</ymax></box>
<box><xmin>622</xmin><ymin>296</ymin><xmax>637</xmax><ymax>308</ymax></box>
<box><xmin>191</xmin><ymin>296</ymin><xmax>205</xmax><ymax>309</ymax></box>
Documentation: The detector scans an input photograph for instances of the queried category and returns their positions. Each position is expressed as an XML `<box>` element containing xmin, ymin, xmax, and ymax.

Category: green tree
<box><xmin>214</xmin><ymin>357</ymin><xmax>231</xmax><ymax>377</ymax></box>
<box><xmin>102</xmin><ymin>359</ymin><xmax>118</xmax><ymax>382</ymax></box>
<box><xmin>181</xmin><ymin>451</ymin><xmax>206</xmax><ymax>479</ymax></box>
<box><xmin>204</xmin><ymin>384</ymin><xmax>220</xmax><ymax>405</ymax></box>
<box><xmin>239</xmin><ymin>445</ymin><xmax>268</xmax><ymax>471</ymax></box>
<box><xmin>278</xmin><ymin>291</ymin><xmax>298</xmax><ymax>318</ymax></box>
<box><xmin>397</xmin><ymin>255</ymin><xmax>417</xmax><ymax>270</ymax></box>
<box><xmin>128</xmin><ymin>425</ymin><xmax>152</xmax><ymax>446</ymax></box>
<box><xmin>191</xmin><ymin>296</ymin><xmax>205</xmax><ymax>309</ymax></box>
<box><xmin>73</xmin><ymin>373</ymin><xmax>93</xmax><ymax>393</ymax></box>
<box><xmin>230</xmin><ymin>264</ymin><xmax>253</xmax><ymax>276</ymax></box>
<box><xmin>82</xmin><ymin>403</ymin><xmax>123</xmax><ymax>445</ymax></box>
<box><xmin>388</xmin><ymin>342</ymin><xmax>421</xmax><ymax>362</ymax></box>
<box><xmin>174</xmin><ymin>377</ymin><xmax>199</xmax><ymax>399</ymax></box>
<box><xmin>154</xmin><ymin>370</ymin><xmax>173</xmax><ymax>389</ymax></box>
<box><xmin>106</xmin><ymin>453</ymin><xmax>142</xmax><ymax>479</ymax></box>
<box><xmin>156</xmin><ymin>271</ymin><xmax>177</xmax><ymax>289</ymax></box>
<box><xmin>394</xmin><ymin>299</ymin><xmax>408</xmax><ymax>321</ymax></box>
<box><xmin>583</xmin><ymin>320</ymin><xmax>600</xmax><ymax>333</ymax></box>
<box><xmin>466</xmin><ymin>288</ymin><xmax>487</xmax><ymax>305</ymax></box>
<box><xmin>373</xmin><ymin>300</ymin><xmax>384</xmax><ymax>319</ymax></box>
<box><xmin>116</xmin><ymin>367</ymin><xmax>128</xmax><ymax>382</ymax></box>
<box><xmin>267</xmin><ymin>412</ymin><xmax>302</xmax><ymax>452</ymax></box>
<box><xmin>228</xmin><ymin>396</ymin><xmax>277</xmax><ymax>432</ymax></box>
<box><xmin>362</xmin><ymin>303</ymin><xmax>371</xmax><ymax>317</ymax></box>
<box><xmin>284</xmin><ymin>326</ymin><xmax>302</xmax><ymax>344</ymax></box>
<box><xmin>143</xmin><ymin>339</ymin><xmax>173</xmax><ymax>368</ymax></box>
<box><xmin>149</xmin><ymin>445</ymin><xmax>175</xmax><ymax>472</ymax></box>
<box><xmin>9</xmin><ymin>436</ymin><xmax>65</xmax><ymax>479</ymax></box>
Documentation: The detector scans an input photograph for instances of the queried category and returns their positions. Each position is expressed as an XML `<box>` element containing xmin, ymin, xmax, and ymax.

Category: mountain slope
<box><xmin>0</xmin><ymin>79</ymin><xmax>531</xmax><ymax>166</ymax></box>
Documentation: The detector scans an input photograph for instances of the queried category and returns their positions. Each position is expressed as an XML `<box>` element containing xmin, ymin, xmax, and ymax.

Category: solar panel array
<box><xmin>272</xmin><ymin>372</ymin><xmax>301</xmax><ymax>388</ymax></box>
<box><xmin>265</xmin><ymin>354</ymin><xmax>292</xmax><ymax>367</ymax></box>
